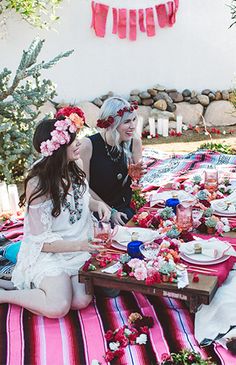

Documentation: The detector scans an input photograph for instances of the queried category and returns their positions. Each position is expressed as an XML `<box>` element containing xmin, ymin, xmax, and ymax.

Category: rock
<box><xmin>222</xmin><ymin>90</ymin><xmax>229</xmax><ymax>100</ymax></box>
<box><xmin>208</xmin><ymin>93</ymin><xmax>216</xmax><ymax>101</ymax></box>
<box><xmin>36</xmin><ymin>101</ymin><xmax>57</xmax><ymax>122</ymax></box>
<box><xmin>153</xmin><ymin>84</ymin><xmax>166</xmax><ymax>91</ymax></box>
<box><xmin>197</xmin><ymin>94</ymin><xmax>210</xmax><ymax>106</ymax></box>
<box><xmin>154</xmin><ymin>92</ymin><xmax>173</xmax><ymax>104</ymax></box>
<box><xmin>139</xmin><ymin>91</ymin><xmax>151</xmax><ymax>99</ymax></box>
<box><xmin>229</xmin><ymin>92</ymin><xmax>235</xmax><ymax>102</ymax></box>
<box><xmin>153</xmin><ymin>99</ymin><xmax>167</xmax><ymax>111</ymax></box>
<box><xmin>166</xmin><ymin>88</ymin><xmax>177</xmax><ymax>93</ymax></box>
<box><xmin>169</xmin><ymin>92</ymin><xmax>184</xmax><ymax>103</ymax></box>
<box><xmin>136</xmin><ymin>106</ymin><xmax>152</xmax><ymax>127</ymax></box>
<box><xmin>169</xmin><ymin>121</ymin><xmax>177</xmax><ymax>129</ymax></box>
<box><xmin>141</xmin><ymin>98</ymin><xmax>154</xmax><ymax>106</ymax></box>
<box><xmin>191</xmin><ymin>90</ymin><xmax>198</xmax><ymax>98</ymax></box>
<box><xmin>189</xmin><ymin>97</ymin><xmax>199</xmax><ymax>104</ymax></box>
<box><xmin>174</xmin><ymin>102</ymin><xmax>204</xmax><ymax>126</ymax></box>
<box><xmin>204</xmin><ymin>101</ymin><xmax>236</xmax><ymax>126</ymax></box>
<box><xmin>77</xmin><ymin>101</ymin><xmax>100</xmax><ymax>128</ymax></box>
<box><xmin>184</xmin><ymin>96</ymin><xmax>191</xmax><ymax>102</ymax></box>
<box><xmin>92</xmin><ymin>97</ymin><xmax>103</xmax><ymax>107</ymax></box>
<box><xmin>215</xmin><ymin>91</ymin><xmax>222</xmax><ymax>101</ymax></box>
<box><xmin>166</xmin><ymin>103</ymin><xmax>176</xmax><ymax>112</ymax></box>
<box><xmin>101</xmin><ymin>94</ymin><xmax>109</xmax><ymax>101</ymax></box>
<box><xmin>201</xmin><ymin>89</ymin><xmax>211</xmax><ymax>95</ymax></box>
<box><xmin>147</xmin><ymin>88</ymin><xmax>158</xmax><ymax>97</ymax></box>
<box><xmin>129</xmin><ymin>95</ymin><xmax>141</xmax><ymax>104</ymax></box>
<box><xmin>130</xmin><ymin>89</ymin><xmax>141</xmax><ymax>96</ymax></box>
<box><xmin>182</xmin><ymin>89</ymin><xmax>191</xmax><ymax>97</ymax></box>
<box><xmin>150</xmin><ymin>109</ymin><xmax>175</xmax><ymax>120</ymax></box>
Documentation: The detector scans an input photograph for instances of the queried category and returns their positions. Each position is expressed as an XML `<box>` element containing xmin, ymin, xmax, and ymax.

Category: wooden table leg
<box><xmin>189</xmin><ymin>295</ymin><xmax>199</xmax><ymax>313</ymax></box>
<box><xmin>84</xmin><ymin>277</ymin><xmax>94</xmax><ymax>295</ymax></box>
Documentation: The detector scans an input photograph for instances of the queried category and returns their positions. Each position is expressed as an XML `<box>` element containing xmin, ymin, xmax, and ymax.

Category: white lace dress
<box><xmin>11</xmin><ymin>187</ymin><xmax>92</xmax><ymax>289</ymax></box>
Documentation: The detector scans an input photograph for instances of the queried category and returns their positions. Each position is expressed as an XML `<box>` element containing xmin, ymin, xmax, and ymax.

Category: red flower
<box><xmin>97</xmin><ymin>116</ymin><xmax>115</xmax><ymax>128</ymax></box>
<box><xmin>161</xmin><ymin>353</ymin><xmax>172</xmax><ymax>362</ymax></box>
<box><xmin>55</xmin><ymin>106</ymin><xmax>85</xmax><ymax>121</ymax></box>
<box><xmin>113</xmin><ymin>348</ymin><xmax>125</xmax><ymax>359</ymax></box>
<box><xmin>82</xmin><ymin>259</ymin><xmax>92</xmax><ymax>271</ymax></box>
<box><xmin>105</xmin><ymin>350</ymin><xmax>115</xmax><ymax>362</ymax></box>
<box><xmin>169</xmin><ymin>129</ymin><xmax>176</xmax><ymax>137</ymax></box>
<box><xmin>105</xmin><ymin>330</ymin><xmax>114</xmax><ymax>341</ymax></box>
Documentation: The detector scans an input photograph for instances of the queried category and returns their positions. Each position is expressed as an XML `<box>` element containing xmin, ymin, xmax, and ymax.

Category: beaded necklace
<box><xmin>61</xmin><ymin>175</ymin><xmax>83</xmax><ymax>224</ymax></box>
<box><xmin>104</xmin><ymin>142</ymin><xmax>123</xmax><ymax>162</ymax></box>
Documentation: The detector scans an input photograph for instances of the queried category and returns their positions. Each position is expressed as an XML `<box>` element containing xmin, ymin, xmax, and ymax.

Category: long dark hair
<box><xmin>19</xmin><ymin>118</ymin><xmax>86</xmax><ymax>217</ymax></box>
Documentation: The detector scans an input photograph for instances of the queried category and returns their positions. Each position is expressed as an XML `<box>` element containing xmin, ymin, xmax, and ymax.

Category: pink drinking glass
<box><xmin>93</xmin><ymin>221</ymin><xmax>118</xmax><ymax>248</ymax></box>
<box><xmin>176</xmin><ymin>203</ymin><xmax>193</xmax><ymax>232</ymax></box>
<box><xmin>204</xmin><ymin>170</ymin><xmax>218</xmax><ymax>193</ymax></box>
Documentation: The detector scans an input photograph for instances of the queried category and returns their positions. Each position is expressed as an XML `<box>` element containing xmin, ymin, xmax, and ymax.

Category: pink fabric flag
<box><xmin>167</xmin><ymin>1</ymin><xmax>176</xmax><ymax>26</ymax></box>
<box><xmin>112</xmin><ymin>7</ymin><xmax>118</xmax><ymax>34</ymax></box>
<box><xmin>91</xmin><ymin>1</ymin><xmax>109</xmax><ymax>38</ymax></box>
<box><xmin>118</xmin><ymin>8</ymin><xmax>127</xmax><ymax>39</ymax></box>
<box><xmin>174</xmin><ymin>0</ymin><xmax>179</xmax><ymax>11</ymax></box>
<box><xmin>145</xmin><ymin>7</ymin><xmax>156</xmax><ymax>37</ymax></box>
<box><xmin>129</xmin><ymin>9</ymin><xmax>137</xmax><ymax>41</ymax></box>
<box><xmin>138</xmin><ymin>9</ymin><xmax>146</xmax><ymax>32</ymax></box>
<box><xmin>155</xmin><ymin>4</ymin><xmax>168</xmax><ymax>28</ymax></box>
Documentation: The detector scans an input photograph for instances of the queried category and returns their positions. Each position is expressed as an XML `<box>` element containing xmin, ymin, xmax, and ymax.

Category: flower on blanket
<box><xmin>104</xmin><ymin>313</ymin><xmax>154</xmax><ymax>362</ymax></box>
<box><xmin>159</xmin><ymin>349</ymin><xmax>215</xmax><ymax>364</ymax></box>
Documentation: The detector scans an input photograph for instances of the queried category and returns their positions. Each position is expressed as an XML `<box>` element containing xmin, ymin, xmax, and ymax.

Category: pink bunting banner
<box><xmin>90</xmin><ymin>1</ymin><xmax>180</xmax><ymax>40</ymax></box>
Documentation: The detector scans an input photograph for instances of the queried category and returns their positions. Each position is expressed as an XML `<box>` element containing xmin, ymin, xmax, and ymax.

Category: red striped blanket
<box><xmin>1</xmin><ymin>293</ymin><xmax>235</xmax><ymax>364</ymax></box>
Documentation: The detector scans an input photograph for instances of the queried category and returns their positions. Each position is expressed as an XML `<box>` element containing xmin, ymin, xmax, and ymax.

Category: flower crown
<box><xmin>97</xmin><ymin>102</ymin><xmax>138</xmax><ymax>129</ymax></box>
<box><xmin>40</xmin><ymin>108</ymin><xmax>85</xmax><ymax>157</ymax></box>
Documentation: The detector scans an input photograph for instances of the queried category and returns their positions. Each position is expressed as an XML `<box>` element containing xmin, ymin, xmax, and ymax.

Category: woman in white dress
<box><xmin>0</xmin><ymin>111</ymin><xmax>110</xmax><ymax>318</ymax></box>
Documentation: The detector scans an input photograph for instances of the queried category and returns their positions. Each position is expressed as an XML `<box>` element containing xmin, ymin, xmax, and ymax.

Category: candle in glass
<box><xmin>8</xmin><ymin>184</ymin><xmax>19</xmax><ymax>214</ymax></box>
<box><xmin>162</xmin><ymin>118</ymin><xmax>169</xmax><ymax>137</ymax></box>
<box><xmin>0</xmin><ymin>182</ymin><xmax>10</xmax><ymax>212</ymax></box>
<box><xmin>176</xmin><ymin>115</ymin><xmax>183</xmax><ymax>134</ymax></box>
<box><xmin>136</xmin><ymin>116</ymin><xmax>144</xmax><ymax>138</ymax></box>
<box><xmin>157</xmin><ymin>118</ymin><xmax>163</xmax><ymax>135</ymax></box>
<box><xmin>148</xmin><ymin>117</ymin><xmax>156</xmax><ymax>137</ymax></box>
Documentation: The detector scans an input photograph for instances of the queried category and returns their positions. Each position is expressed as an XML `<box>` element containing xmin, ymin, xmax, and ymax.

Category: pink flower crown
<box><xmin>97</xmin><ymin>102</ymin><xmax>138</xmax><ymax>129</ymax></box>
<box><xmin>40</xmin><ymin>112</ymin><xmax>84</xmax><ymax>157</ymax></box>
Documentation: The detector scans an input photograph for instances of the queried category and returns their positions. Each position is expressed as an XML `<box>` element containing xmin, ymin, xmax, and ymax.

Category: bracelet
<box><xmin>111</xmin><ymin>208</ymin><xmax>118</xmax><ymax>217</ymax></box>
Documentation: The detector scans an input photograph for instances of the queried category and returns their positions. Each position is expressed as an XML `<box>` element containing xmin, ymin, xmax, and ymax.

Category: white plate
<box><xmin>180</xmin><ymin>253</ymin><xmax>229</xmax><ymax>266</ymax></box>
<box><xmin>149</xmin><ymin>190</ymin><xmax>196</xmax><ymax>207</ymax></box>
<box><xmin>111</xmin><ymin>241</ymin><xmax>127</xmax><ymax>251</ymax></box>
<box><xmin>213</xmin><ymin>210</ymin><xmax>236</xmax><ymax>217</ymax></box>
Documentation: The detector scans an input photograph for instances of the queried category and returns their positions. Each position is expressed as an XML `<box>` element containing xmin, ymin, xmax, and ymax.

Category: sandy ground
<box><xmin>143</xmin><ymin>136</ymin><xmax>236</xmax><ymax>153</ymax></box>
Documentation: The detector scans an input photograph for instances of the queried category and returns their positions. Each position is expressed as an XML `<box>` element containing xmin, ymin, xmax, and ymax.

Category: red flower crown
<box><xmin>97</xmin><ymin>102</ymin><xmax>138</xmax><ymax>129</ymax></box>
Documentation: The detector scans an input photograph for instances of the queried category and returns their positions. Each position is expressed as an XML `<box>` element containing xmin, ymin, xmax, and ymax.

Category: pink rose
<box><xmin>134</xmin><ymin>267</ymin><xmax>147</xmax><ymax>281</ymax></box>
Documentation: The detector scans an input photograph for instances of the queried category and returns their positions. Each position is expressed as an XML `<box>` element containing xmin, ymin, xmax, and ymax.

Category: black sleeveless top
<box><xmin>88</xmin><ymin>133</ymin><xmax>132</xmax><ymax>211</ymax></box>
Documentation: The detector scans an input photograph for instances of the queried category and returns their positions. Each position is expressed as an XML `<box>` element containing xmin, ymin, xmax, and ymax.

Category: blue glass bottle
<box><xmin>165</xmin><ymin>198</ymin><xmax>180</xmax><ymax>214</ymax></box>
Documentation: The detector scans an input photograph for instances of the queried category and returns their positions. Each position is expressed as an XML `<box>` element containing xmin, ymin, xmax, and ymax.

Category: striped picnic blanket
<box><xmin>1</xmin><ymin>149</ymin><xmax>236</xmax><ymax>364</ymax></box>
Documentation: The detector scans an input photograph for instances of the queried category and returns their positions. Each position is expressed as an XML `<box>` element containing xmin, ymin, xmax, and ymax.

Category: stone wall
<box><xmin>59</xmin><ymin>85</ymin><xmax>236</xmax><ymax>131</ymax></box>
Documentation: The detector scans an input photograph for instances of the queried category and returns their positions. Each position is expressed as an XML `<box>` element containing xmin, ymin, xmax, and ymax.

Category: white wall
<box><xmin>0</xmin><ymin>0</ymin><xmax>235</xmax><ymax>103</ymax></box>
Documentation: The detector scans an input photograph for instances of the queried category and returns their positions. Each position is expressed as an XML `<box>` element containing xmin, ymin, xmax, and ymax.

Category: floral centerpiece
<box><xmin>117</xmin><ymin>238</ymin><xmax>181</xmax><ymax>284</ymax></box>
<box><xmin>160</xmin><ymin>349</ymin><xmax>216</xmax><ymax>365</ymax></box>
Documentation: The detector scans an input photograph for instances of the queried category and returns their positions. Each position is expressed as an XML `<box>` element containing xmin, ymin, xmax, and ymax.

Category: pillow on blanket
<box><xmin>0</xmin><ymin>241</ymin><xmax>21</xmax><ymax>264</ymax></box>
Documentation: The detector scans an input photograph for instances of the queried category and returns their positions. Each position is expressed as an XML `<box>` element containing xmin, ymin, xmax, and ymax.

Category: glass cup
<box><xmin>176</xmin><ymin>203</ymin><xmax>193</xmax><ymax>231</ymax></box>
<box><xmin>128</xmin><ymin>159</ymin><xmax>143</xmax><ymax>182</ymax></box>
<box><xmin>204</xmin><ymin>170</ymin><xmax>218</xmax><ymax>193</ymax></box>
<box><xmin>93</xmin><ymin>221</ymin><xmax>112</xmax><ymax>247</ymax></box>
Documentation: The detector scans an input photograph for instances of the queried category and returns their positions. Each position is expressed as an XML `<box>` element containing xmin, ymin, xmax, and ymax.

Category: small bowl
<box><xmin>139</xmin><ymin>243</ymin><xmax>160</xmax><ymax>260</ymax></box>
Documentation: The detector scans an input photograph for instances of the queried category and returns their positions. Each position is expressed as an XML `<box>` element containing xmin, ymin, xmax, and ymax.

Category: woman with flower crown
<box><xmin>79</xmin><ymin>96</ymin><xmax>143</xmax><ymax>225</ymax></box>
<box><xmin>0</xmin><ymin>110</ymin><xmax>110</xmax><ymax>318</ymax></box>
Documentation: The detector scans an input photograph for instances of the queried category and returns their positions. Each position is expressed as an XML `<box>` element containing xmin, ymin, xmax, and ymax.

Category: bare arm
<box><xmin>132</xmin><ymin>136</ymin><xmax>143</xmax><ymax>163</ymax></box>
<box><xmin>79</xmin><ymin>137</ymin><xmax>93</xmax><ymax>182</ymax></box>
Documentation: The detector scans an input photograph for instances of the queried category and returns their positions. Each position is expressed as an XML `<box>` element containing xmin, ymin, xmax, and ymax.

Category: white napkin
<box><xmin>149</xmin><ymin>190</ymin><xmax>196</xmax><ymax>208</ymax></box>
<box><xmin>113</xmin><ymin>226</ymin><xmax>161</xmax><ymax>246</ymax></box>
<box><xmin>180</xmin><ymin>238</ymin><xmax>236</xmax><ymax>259</ymax></box>
<box><xmin>211</xmin><ymin>191</ymin><xmax>236</xmax><ymax>213</ymax></box>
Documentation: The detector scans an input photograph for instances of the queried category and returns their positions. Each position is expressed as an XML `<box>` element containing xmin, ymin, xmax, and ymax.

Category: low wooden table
<box><xmin>79</xmin><ymin>259</ymin><xmax>218</xmax><ymax>313</ymax></box>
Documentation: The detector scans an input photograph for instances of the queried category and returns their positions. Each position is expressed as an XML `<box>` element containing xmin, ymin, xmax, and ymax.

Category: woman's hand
<box><xmin>78</xmin><ymin>239</ymin><xmax>104</xmax><ymax>252</ymax></box>
<box><xmin>111</xmin><ymin>211</ymin><xmax>128</xmax><ymax>226</ymax></box>
<box><xmin>96</xmin><ymin>201</ymin><xmax>111</xmax><ymax>222</ymax></box>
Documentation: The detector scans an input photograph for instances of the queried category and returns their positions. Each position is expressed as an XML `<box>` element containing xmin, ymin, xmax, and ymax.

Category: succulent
<box><xmin>192</xmin><ymin>175</ymin><xmax>202</xmax><ymax>184</ymax></box>
<box><xmin>205</xmin><ymin>216</ymin><xmax>218</xmax><ymax>228</ymax></box>
<box><xmin>203</xmin><ymin>208</ymin><xmax>213</xmax><ymax>217</ymax></box>
<box><xmin>159</xmin><ymin>207</ymin><xmax>174</xmax><ymax>220</ymax></box>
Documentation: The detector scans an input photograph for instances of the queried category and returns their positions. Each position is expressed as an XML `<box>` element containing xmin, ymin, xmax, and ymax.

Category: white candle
<box><xmin>148</xmin><ymin>117</ymin><xmax>156</xmax><ymax>137</ymax></box>
<box><xmin>8</xmin><ymin>184</ymin><xmax>19</xmax><ymax>215</ymax></box>
<box><xmin>157</xmin><ymin>118</ymin><xmax>163</xmax><ymax>135</ymax></box>
<box><xmin>136</xmin><ymin>116</ymin><xmax>143</xmax><ymax>138</ymax></box>
<box><xmin>0</xmin><ymin>182</ymin><xmax>10</xmax><ymax>212</ymax></box>
<box><xmin>162</xmin><ymin>118</ymin><xmax>169</xmax><ymax>137</ymax></box>
<box><xmin>176</xmin><ymin>115</ymin><xmax>183</xmax><ymax>134</ymax></box>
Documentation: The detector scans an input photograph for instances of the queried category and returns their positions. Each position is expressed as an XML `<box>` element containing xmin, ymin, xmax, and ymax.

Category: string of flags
<box><xmin>91</xmin><ymin>0</ymin><xmax>179</xmax><ymax>40</ymax></box>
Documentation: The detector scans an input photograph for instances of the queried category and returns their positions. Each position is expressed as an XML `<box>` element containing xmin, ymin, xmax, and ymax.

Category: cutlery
<box><xmin>188</xmin><ymin>265</ymin><xmax>217</xmax><ymax>272</ymax></box>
